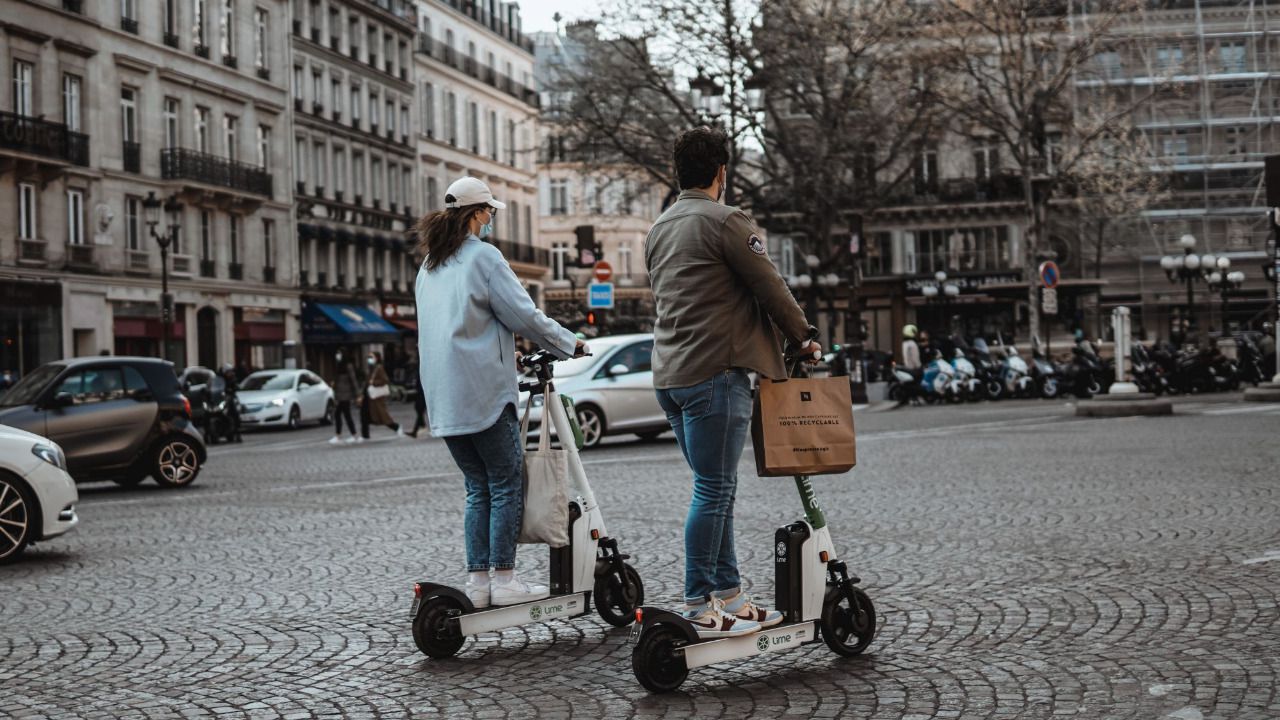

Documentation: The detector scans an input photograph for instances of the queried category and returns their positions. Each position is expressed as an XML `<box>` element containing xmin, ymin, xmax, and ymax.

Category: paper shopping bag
<box><xmin>518</xmin><ymin>389</ymin><xmax>570</xmax><ymax>547</ymax></box>
<box><xmin>751</xmin><ymin>377</ymin><xmax>856</xmax><ymax>477</ymax></box>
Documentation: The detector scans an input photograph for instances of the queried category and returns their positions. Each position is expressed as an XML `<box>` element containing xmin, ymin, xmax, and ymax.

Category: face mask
<box><xmin>367</xmin><ymin>358</ymin><xmax>376</xmax><ymax>366</ymax></box>
<box><xmin>478</xmin><ymin>221</ymin><xmax>494</xmax><ymax>239</ymax></box>
<box><xmin>335</xmin><ymin>352</ymin><xmax>343</xmax><ymax>362</ymax></box>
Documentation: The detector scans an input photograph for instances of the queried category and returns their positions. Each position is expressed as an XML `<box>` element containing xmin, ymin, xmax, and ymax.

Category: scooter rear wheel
<box><xmin>594</xmin><ymin>562</ymin><xmax>645</xmax><ymax>627</ymax></box>
<box><xmin>412</xmin><ymin>596</ymin><xmax>466</xmax><ymax>659</ymax></box>
<box><xmin>632</xmin><ymin>623</ymin><xmax>688</xmax><ymax>693</ymax></box>
<box><xmin>820</xmin><ymin>586</ymin><xmax>876</xmax><ymax>657</ymax></box>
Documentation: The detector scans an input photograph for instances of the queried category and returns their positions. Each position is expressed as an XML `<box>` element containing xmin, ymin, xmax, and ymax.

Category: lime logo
<box><xmin>529</xmin><ymin>605</ymin><xmax>543</xmax><ymax>621</ymax></box>
<box><xmin>776</xmin><ymin>541</ymin><xmax>787</xmax><ymax>559</ymax></box>
<box><xmin>756</xmin><ymin>635</ymin><xmax>770</xmax><ymax>653</ymax></box>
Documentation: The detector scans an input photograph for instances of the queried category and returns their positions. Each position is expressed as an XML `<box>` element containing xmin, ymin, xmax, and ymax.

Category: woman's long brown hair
<box><xmin>414</xmin><ymin>203</ymin><xmax>486</xmax><ymax>271</ymax></box>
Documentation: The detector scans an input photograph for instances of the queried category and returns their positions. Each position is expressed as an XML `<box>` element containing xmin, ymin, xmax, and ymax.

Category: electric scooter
<box><xmin>409</xmin><ymin>349</ymin><xmax>644</xmax><ymax>659</ymax></box>
<box><xmin>628</xmin><ymin>334</ymin><xmax>877</xmax><ymax>693</ymax></box>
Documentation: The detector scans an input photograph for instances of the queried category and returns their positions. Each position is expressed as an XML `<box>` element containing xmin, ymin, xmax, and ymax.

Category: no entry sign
<box><xmin>593</xmin><ymin>261</ymin><xmax>613</xmax><ymax>283</ymax></box>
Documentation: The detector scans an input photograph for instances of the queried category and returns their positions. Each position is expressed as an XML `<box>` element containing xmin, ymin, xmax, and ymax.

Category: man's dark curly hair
<box><xmin>673</xmin><ymin>126</ymin><xmax>729</xmax><ymax>190</ymax></box>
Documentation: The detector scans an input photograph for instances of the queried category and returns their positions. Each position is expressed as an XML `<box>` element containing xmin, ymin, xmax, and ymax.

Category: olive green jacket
<box><xmin>644</xmin><ymin>189</ymin><xmax>809</xmax><ymax>389</ymax></box>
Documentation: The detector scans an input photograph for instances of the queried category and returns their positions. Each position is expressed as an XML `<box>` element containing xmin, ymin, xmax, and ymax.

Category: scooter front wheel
<box><xmin>632</xmin><ymin>623</ymin><xmax>689</xmax><ymax>693</ymax></box>
<box><xmin>412</xmin><ymin>596</ymin><xmax>466</xmax><ymax>659</ymax></box>
<box><xmin>820</xmin><ymin>586</ymin><xmax>876</xmax><ymax>657</ymax></box>
<box><xmin>594</xmin><ymin>562</ymin><xmax>644</xmax><ymax>627</ymax></box>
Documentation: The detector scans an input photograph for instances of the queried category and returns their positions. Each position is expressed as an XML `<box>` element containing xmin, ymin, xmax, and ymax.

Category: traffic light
<box><xmin>574</xmin><ymin>225</ymin><xmax>599</xmax><ymax>266</ymax></box>
<box><xmin>586</xmin><ymin>311</ymin><xmax>597</xmax><ymax>326</ymax></box>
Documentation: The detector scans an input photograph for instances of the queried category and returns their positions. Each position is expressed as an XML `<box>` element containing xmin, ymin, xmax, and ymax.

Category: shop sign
<box><xmin>382</xmin><ymin>302</ymin><xmax>416</xmax><ymax>319</ymax></box>
<box><xmin>904</xmin><ymin>272</ymin><xmax>1020</xmax><ymax>294</ymax></box>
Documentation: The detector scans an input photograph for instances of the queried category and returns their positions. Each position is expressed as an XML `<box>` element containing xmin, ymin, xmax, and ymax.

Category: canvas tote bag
<box><xmin>751</xmin><ymin>376</ymin><xmax>857</xmax><ymax>477</ymax></box>
<box><xmin>518</xmin><ymin>389</ymin><xmax>570</xmax><ymax>547</ymax></box>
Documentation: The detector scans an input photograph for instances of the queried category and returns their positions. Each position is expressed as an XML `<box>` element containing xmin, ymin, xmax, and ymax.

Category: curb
<box><xmin>1075</xmin><ymin>392</ymin><xmax>1174</xmax><ymax>418</ymax></box>
<box><xmin>1243</xmin><ymin>383</ymin><xmax>1280</xmax><ymax>403</ymax></box>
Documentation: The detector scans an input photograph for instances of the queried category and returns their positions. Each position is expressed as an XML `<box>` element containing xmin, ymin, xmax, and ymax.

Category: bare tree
<box><xmin>927</xmin><ymin>0</ymin><xmax>1150</xmax><ymax>342</ymax></box>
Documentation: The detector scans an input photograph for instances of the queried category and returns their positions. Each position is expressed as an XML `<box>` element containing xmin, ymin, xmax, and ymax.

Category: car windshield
<box><xmin>240</xmin><ymin>373</ymin><xmax>295</xmax><ymax>391</ymax></box>
<box><xmin>554</xmin><ymin>340</ymin><xmax>627</xmax><ymax>377</ymax></box>
<box><xmin>0</xmin><ymin>364</ymin><xmax>64</xmax><ymax>407</ymax></box>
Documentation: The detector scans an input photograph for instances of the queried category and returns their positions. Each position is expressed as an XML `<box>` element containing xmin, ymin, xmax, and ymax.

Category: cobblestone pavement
<box><xmin>3</xmin><ymin>396</ymin><xmax>1279</xmax><ymax>719</ymax></box>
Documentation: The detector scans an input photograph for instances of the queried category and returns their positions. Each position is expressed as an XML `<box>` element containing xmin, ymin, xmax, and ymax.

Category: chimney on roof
<box><xmin>565</xmin><ymin>19</ymin><xmax>598</xmax><ymax>43</ymax></box>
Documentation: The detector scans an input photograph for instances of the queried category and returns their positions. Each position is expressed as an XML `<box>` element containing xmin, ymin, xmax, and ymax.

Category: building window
<box><xmin>294</xmin><ymin>136</ymin><xmax>306</xmax><ymax>185</ymax></box>
<box><xmin>524</xmin><ymin>204</ymin><xmax>531</xmax><ymax>244</ymax></box>
<box><xmin>369</xmin><ymin>90</ymin><xmax>379</xmax><ymax>127</ymax></box>
<box><xmin>193</xmin><ymin>0</ymin><xmax>207</xmax><ymax>49</ymax></box>
<box><xmin>164</xmin><ymin>98</ymin><xmax>180</xmax><ymax>148</ymax></box>
<box><xmin>506</xmin><ymin>120</ymin><xmax>516</xmax><ymax>166</ymax></box>
<box><xmin>422</xmin><ymin>82</ymin><xmax>434</xmax><ymax>136</ymax></box>
<box><xmin>549</xmin><ymin>178</ymin><xmax>569</xmax><ymax>215</ymax></box>
<box><xmin>350</xmin><ymin>83</ymin><xmax>361</xmax><ymax>123</ymax></box>
<box><xmin>293</xmin><ymin>64</ymin><xmax>303</xmax><ymax>98</ymax></box>
<box><xmin>914</xmin><ymin>149</ymin><xmax>939</xmax><ymax>195</ymax></box>
<box><xmin>402</xmin><ymin>167</ymin><xmax>412</xmax><ymax>210</ymax></box>
<box><xmin>861</xmin><ymin>232</ymin><xmax>892</xmax><ymax>276</ymax></box>
<box><xmin>200</xmin><ymin>211</ymin><xmax>212</xmax><ymax>260</ymax></box>
<box><xmin>63</xmin><ymin>74</ymin><xmax>82</xmax><ymax>131</ymax></box>
<box><xmin>973</xmin><ymin>145</ymin><xmax>999</xmax><ymax>182</ymax></box>
<box><xmin>445</xmin><ymin>92</ymin><xmax>457</xmax><ymax>145</ymax></box>
<box><xmin>488</xmin><ymin>110</ymin><xmax>498</xmax><ymax>160</ymax></box>
<box><xmin>333</xmin><ymin>146</ymin><xmax>345</xmax><ymax>193</ymax></box>
<box><xmin>386</xmin><ymin>98</ymin><xmax>396</xmax><ymax>135</ymax></box>
<box><xmin>195</xmin><ymin>106</ymin><xmax>210</xmax><ymax>152</ymax></box>
<box><xmin>371</xmin><ymin>157</ymin><xmax>382</xmax><ymax>201</ymax></box>
<box><xmin>400</xmin><ymin>104</ymin><xmax>409</xmax><ymax>139</ymax></box>
<box><xmin>257</xmin><ymin>124</ymin><xmax>271</xmax><ymax>169</ymax></box>
<box><xmin>255</xmin><ymin>8</ymin><xmax>269</xmax><ymax>69</ymax></box>
<box><xmin>467</xmin><ymin>101</ymin><xmax>479</xmax><ymax>153</ymax></box>
<box><xmin>1095</xmin><ymin>50</ymin><xmax>1122</xmax><ymax>80</ymax></box>
<box><xmin>67</xmin><ymin>189</ymin><xmax>85</xmax><ymax>246</ymax></box>
<box><xmin>18</xmin><ymin>183</ymin><xmax>37</xmax><ymax>241</ymax></box>
<box><xmin>120</xmin><ymin>87</ymin><xmax>138</xmax><ymax>144</ymax></box>
<box><xmin>263</xmin><ymin>219</ymin><xmax>275</xmax><ymax>269</ymax></box>
<box><xmin>348</xmin><ymin>15</ymin><xmax>360</xmax><ymax>55</ymax></box>
<box><xmin>164</xmin><ymin>0</ymin><xmax>178</xmax><ymax>39</ymax></box>
<box><xmin>13</xmin><ymin>61</ymin><xmax>33</xmax><ymax>117</ymax></box>
<box><xmin>332</xmin><ymin>77</ymin><xmax>342</xmax><ymax>115</ymax></box>
<box><xmin>1156</xmin><ymin>45</ymin><xmax>1183</xmax><ymax>75</ymax></box>
<box><xmin>219</xmin><ymin>0</ymin><xmax>235</xmax><ymax>56</ymax></box>
<box><xmin>551</xmin><ymin>242</ymin><xmax>568</xmax><ymax>281</ymax></box>
<box><xmin>1219</xmin><ymin>41</ymin><xmax>1247</xmax><ymax>73</ymax></box>
<box><xmin>313</xmin><ymin>141</ymin><xmax>327</xmax><ymax>191</ymax></box>
<box><xmin>353</xmin><ymin>152</ymin><xmax>365</xmax><ymax>200</ymax></box>
<box><xmin>312</xmin><ymin>69</ymin><xmax>324</xmax><ymax>109</ymax></box>
<box><xmin>229</xmin><ymin>215</ymin><xmax>240</xmax><ymax>264</ymax></box>
<box><xmin>426</xmin><ymin>176</ymin><xmax>437</xmax><ymax>210</ymax></box>
<box><xmin>223</xmin><ymin>114</ymin><xmax>238</xmax><ymax>162</ymax></box>
<box><xmin>619</xmin><ymin>240</ymin><xmax>633</xmax><ymax>278</ymax></box>
<box><xmin>510</xmin><ymin>200</ymin><xmax>520</xmax><ymax>242</ymax></box>
<box><xmin>124</xmin><ymin>195</ymin><xmax>141</xmax><ymax>250</ymax></box>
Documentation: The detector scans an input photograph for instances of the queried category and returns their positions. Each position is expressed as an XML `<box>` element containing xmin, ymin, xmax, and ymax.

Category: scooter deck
<box><xmin>457</xmin><ymin>591</ymin><xmax>592</xmax><ymax>636</ymax></box>
<box><xmin>678</xmin><ymin>621</ymin><xmax>820</xmax><ymax>669</ymax></box>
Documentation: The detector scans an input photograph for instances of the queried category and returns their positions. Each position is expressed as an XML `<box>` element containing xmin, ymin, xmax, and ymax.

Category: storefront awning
<box><xmin>302</xmin><ymin>303</ymin><xmax>400</xmax><ymax>344</ymax></box>
<box><xmin>388</xmin><ymin>318</ymin><xmax>417</xmax><ymax>333</ymax></box>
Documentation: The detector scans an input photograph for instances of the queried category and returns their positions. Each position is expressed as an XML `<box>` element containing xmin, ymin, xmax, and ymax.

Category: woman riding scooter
<box><xmin>415</xmin><ymin>176</ymin><xmax>585</xmax><ymax>609</ymax></box>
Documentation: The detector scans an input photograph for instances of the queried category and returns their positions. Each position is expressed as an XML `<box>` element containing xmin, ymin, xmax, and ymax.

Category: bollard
<box><xmin>1109</xmin><ymin>306</ymin><xmax>1139</xmax><ymax>394</ymax></box>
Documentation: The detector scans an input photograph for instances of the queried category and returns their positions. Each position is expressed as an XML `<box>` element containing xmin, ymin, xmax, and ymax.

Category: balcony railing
<box><xmin>127</xmin><ymin>250</ymin><xmax>150</xmax><ymax>273</ymax></box>
<box><xmin>195</xmin><ymin>43</ymin><xmax>210</xmax><ymax>59</ymax></box>
<box><xmin>229</xmin><ymin>262</ymin><xmax>243</xmax><ymax>280</ymax></box>
<box><xmin>416</xmin><ymin>41</ymin><xmax>540</xmax><ymax>109</ymax></box>
<box><xmin>222</xmin><ymin>54</ymin><xmax>238</xmax><ymax>69</ymax></box>
<box><xmin>123</xmin><ymin>141</ymin><xmax>141</xmax><ymax>173</ymax></box>
<box><xmin>122</xmin><ymin>17</ymin><xmax>139</xmax><ymax>33</ymax></box>
<box><xmin>171</xmin><ymin>254</ymin><xmax>194</xmax><ymax>276</ymax></box>
<box><xmin>263</xmin><ymin>266</ymin><xmax>276</xmax><ymax>284</ymax></box>
<box><xmin>200</xmin><ymin>259</ymin><xmax>216</xmax><ymax>277</ymax></box>
<box><xmin>492</xmin><ymin>239</ymin><xmax>550</xmax><ymax>268</ymax></box>
<box><xmin>66</xmin><ymin>244</ymin><xmax>95</xmax><ymax>269</ymax></box>
<box><xmin>161</xmin><ymin>147</ymin><xmax>272</xmax><ymax>197</ymax></box>
<box><xmin>18</xmin><ymin>239</ymin><xmax>46</xmax><ymax>263</ymax></box>
<box><xmin>62</xmin><ymin>0</ymin><xmax>82</xmax><ymax>13</ymax></box>
<box><xmin>0</xmin><ymin>111</ymin><xmax>90</xmax><ymax>166</ymax></box>
<box><xmin>256</xmin><ymin>66</ymin><xmax>270</xmax><ymax>80</ymax></box>
<box><xmin>164</xmin><ymin>32</ymin><xmax>180</xmax><ymax>48</ymax></box>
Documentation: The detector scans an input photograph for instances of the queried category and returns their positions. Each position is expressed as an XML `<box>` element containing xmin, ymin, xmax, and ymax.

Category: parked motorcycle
<box><xmin>1062</xmin><ymin>341</ymin><xmax>1105</xmax><ymax>399</ymax></box>
<box><xmin>920</xmin><ymin>351</ymin><xmax>962</xmax><ymax>404</ymax></box>
<box><xmin>1129</xmin><ymin>342</ymin><xmax>1169</xmax><ymax>395</ymax></box>
<box><xmin>886</xmin><ymin>362</ymin><xmax>922</xmax><ymax>405</ymax></box>
<box><xmin>970</xmin><ymin>338</ymin><xmax>1006</xmax><ymax>401</ymax></box>
<box><xmin>998</xmin><ymin>343</ymin><xmax>1035</xmax><ymax>398</ymax></box>
<box><xmin>1028</xmin><ymin>338</ymin><xmax>1061</xmax><ymax>399</ymax></box>
<box><xmin>950</xmin><ymin>348</ymin><xmax>983</xmax><ymax>402</ymax></box>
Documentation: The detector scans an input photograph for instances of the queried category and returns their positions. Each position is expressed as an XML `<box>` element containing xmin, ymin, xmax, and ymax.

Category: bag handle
<box><xmin>538</xmin><ymin>388</ymin><xmax>553</xmax><ymax>452</ymax></box>
<box><xmin>520</xmin><ymin>391</ymin><xmax>535</xmax><ymax>446</ymax></box>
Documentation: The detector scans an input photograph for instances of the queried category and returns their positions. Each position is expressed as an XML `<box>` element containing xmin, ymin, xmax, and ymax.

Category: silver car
<box><xmin>519</xmin><ymin>333</ymin><xmax>668</xmax><ymax>449</ymax></box>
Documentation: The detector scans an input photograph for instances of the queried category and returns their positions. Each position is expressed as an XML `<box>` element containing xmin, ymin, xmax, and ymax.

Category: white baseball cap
<box><xmin>443</xmin><ymin>176</ymin><xmax>506</xmax><ymax>210</ymax></box>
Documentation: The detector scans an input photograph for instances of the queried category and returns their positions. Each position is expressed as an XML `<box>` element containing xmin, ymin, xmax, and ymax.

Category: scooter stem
<box><xmin>794</xmin><ymin>475</ymin><xmax>827</xmax><ymax>531</ymax></box>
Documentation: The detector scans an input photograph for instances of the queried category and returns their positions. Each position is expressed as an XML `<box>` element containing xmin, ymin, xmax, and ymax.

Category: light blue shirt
<box><xmin>416</xmin><ymin>236</ymin><xmax>576</xmax><ymax>437</ymax></box>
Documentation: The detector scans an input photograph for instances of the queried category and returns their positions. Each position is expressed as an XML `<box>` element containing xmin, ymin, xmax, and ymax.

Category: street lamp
<box><xmin>144</xmin><ymin>191</ymin><xmax>184</xmax><ymax>362</ymax></box>
<box><xmin>1161</xmin><ymin>233</ymin><xmax>1213</xmax><ymax>341</ymax></box>
<box><xmin>1206</xmin><ymin>260</ymin><xmax>1246</xmax><ymax>333</ymax></box>
<box><xmin>689</xmin><ymin>67</ymin><xmax>725</xmax><ymax>122</ymax></box>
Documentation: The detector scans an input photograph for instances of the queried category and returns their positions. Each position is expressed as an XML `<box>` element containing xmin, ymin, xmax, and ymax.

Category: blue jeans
<box><xmin>444</xmin><ymin>404</ymin><xmax>523</xmax><ymax>572</ymax></box>
<box><xmin>656</xmin><ymin>369</ymin><xmax>753</xmax><ymax>607</ymax></box>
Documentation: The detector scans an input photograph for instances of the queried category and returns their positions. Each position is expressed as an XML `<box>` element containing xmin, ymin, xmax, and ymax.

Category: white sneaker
<box><xmin>685</xmin><ymin>599</ymin><xmax>761</xmax><ymax>638</ymax></box>
<box><xmin>465</xmin><ymin>580</ymin><xmax>491</xmax><ymax>609</ymax></box>
<box><xmin>722</xmin><ymin>593</ymin><xmax>784</xmax><ymax>629</ymax></box>
<box><xmin>355</xmin><ymin>437</ymin><xmax>365</xmax><ymax>444</ymax></box>
<box><xmin>344</xmin><ymin>436</ymin><xmax>356</xmax><ymax>444</ymax></box>
<box><xmin>328</xmin><ymin>435</ymin><xmax>341</xmax><ymax>445</ymax></box>
<box><xmin>396</xmin><ymin>428</ymin><xmax>406</xmax><ymax>438</ymax></box>
<box><xmin>490</xmin><ymin>574</ymin><xmax>550</xmax><ymax>606</ymax></box>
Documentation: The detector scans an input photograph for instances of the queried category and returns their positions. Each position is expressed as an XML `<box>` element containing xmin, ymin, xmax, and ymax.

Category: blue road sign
<box><xmin>588</xmin><ymin>282</ymin><xmax>614</xmax><ymax>309</ymax></box>
<box><xmin>1038</xmin><ymin>261</ymin><xmax>1060</xmax><ymax>289</ymax></box>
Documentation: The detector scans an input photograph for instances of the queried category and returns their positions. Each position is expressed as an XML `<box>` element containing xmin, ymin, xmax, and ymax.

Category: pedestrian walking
<box><xmin>901</xmin><ymin>324</ymin><xmax>922</xmax><ymax>377</ymax></box>
<box><xmin>415</xmin><ymin>176</ymin><xmax>584</xmax><ymax>609</ymax></box>
<box><xmin>360</xmin><ymin>351</ymin><xmax>403</xmax><ymax>440</ymax></box>
<box><xmin>407</xmin><ymin>381</ymin><xmax>428</xmax><ymax>438</ymax></box>
<box><xmin>645</xmin><ymin>126</ymin><xmax>821</xmax><ymax>638</ymax></box>
<box><xmin>329</xmin><ymin>350</ymin><xmax>360</xmax><ymax>445</ymax></box>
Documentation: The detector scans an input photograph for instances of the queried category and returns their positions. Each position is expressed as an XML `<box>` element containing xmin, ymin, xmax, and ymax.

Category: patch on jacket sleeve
<box><xmin>747</xmin><ymin>234</ymin><xmax>766</xmax><ymax>255</ymax></box>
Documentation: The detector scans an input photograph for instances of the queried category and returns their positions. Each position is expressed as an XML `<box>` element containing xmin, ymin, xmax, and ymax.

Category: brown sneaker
<box><xmin>685</xmin><ymin>602</ymin><xmax>761</xmax><ymax>638</ymax></box>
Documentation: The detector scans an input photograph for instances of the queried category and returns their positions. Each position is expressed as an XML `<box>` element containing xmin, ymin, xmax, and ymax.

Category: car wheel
<box><xmin>576</xmin><ymin>405</ymin><xmax>605</xmax><ymax>449</ymax></box>
<box><xmin>322</xmin><ymin>400</ymin><xmax>335</xmax><ymax>426</ymax></box>
<box><xmin>287</xmin><ymin>405</ymin><xmax>301</xmax><ymax>429</ymax></box>
<box><xmin>0</xmin><ymin>474</ymin><xmax>34</xmax><ymax>564</ymax></box>
<box><xmin>152</xmin><ymin>436</ymin><xmax>202</xmax><ymax>488</ymax></box>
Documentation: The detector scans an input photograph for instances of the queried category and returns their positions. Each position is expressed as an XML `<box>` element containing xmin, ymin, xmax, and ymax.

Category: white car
<box><xmin>237</xmin><ymin>369</ymin><xmax>335</xmax><ymax>429</ymax></box>
<box><xmin>519</xmin><ymin>334</ymin><xmax>669</xmax><ymax>449</ymax></box>
<box><xmin>0</xmin><ymin>424</ymin><xmax>79</xmax><ymax>563</ymax></box>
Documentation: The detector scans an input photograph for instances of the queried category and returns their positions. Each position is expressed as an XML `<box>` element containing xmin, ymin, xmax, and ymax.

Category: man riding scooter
<box><xmin>645</xmin><ymin>126</ymin><xmax>821</xmax><ymax>638</ymax></box>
